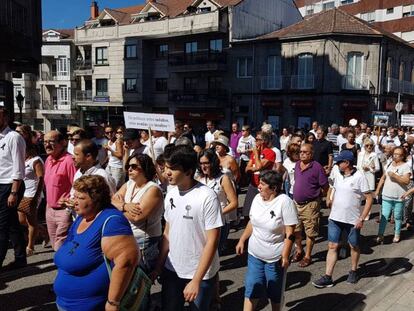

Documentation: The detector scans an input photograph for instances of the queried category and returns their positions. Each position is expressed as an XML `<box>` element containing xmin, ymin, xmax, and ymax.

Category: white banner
<box><xmin>401</xmin><ymin>114</ymin><xmax>414</xmax><ymax>127</ymax></box>
<box><xmin>123</xmin><ymin>112</ymin><xmax>175</xmax><ymax>132</ymax></box>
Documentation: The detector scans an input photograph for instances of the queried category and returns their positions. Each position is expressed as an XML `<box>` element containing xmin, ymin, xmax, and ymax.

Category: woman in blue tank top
<box><xmin>54</xmin><ymin>175</ymin><xmax>139</xmax><ymax>311</ymax></box>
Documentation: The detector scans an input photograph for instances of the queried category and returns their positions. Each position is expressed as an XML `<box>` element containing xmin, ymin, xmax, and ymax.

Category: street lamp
<box><xmin>15</xmin><ymin>90</ymin><xmax>24</xmax><ymax>123</ymax></box>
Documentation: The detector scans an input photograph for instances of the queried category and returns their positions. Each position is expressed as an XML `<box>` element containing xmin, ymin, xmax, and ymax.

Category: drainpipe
<box><xmin>377</xmin><ymin>38</ymin><xmax>384</xmax><ymax>111</ymax></box>
<box><xmin>251</xmin><ymin>43</ymin><xmax>255</xmax><ymax>126</ymax></box>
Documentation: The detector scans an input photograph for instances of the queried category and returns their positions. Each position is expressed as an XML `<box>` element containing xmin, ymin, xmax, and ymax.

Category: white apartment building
<box><xmin>73</xmin><ymin>0</ymin><xmax>302</xmax><ymax>126</ymax></box>
<box><xmin>295</xmin><ymin>0</ymin><xmax>414</xmax><ymax>43</ymax></box>
<box><xmin>13</xmin><ymin>29</ymin><xmax>78</xmax><ymax>131</ymax></box>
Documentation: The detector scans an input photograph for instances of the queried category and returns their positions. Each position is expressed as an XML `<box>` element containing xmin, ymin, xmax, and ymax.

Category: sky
<box><xmin>42</xmin><ymin>0</ymin><xmax>145</xmax><ymax>30</ymax></box>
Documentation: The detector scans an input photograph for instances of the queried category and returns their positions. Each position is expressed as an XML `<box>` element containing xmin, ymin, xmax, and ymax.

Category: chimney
<box><xmin>91</xmin><ymin>1</ymin><xmax>99</xmax><ymax>19</ymax></box>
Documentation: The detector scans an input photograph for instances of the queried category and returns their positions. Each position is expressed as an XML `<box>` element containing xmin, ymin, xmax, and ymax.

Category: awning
<box><xmin>291</xmin><ymin>100</ymin><xmax>315</xmax><ymax>108</ymax></box>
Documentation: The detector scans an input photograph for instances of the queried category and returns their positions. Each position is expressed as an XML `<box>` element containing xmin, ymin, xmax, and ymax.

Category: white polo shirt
<box><xmin>0</xmin><ymin>127</ymin><xmax>25</xmax><ymax>184</ymax></box>
<box><xmin>205</xmin><ymin>130</ymin><xmax>218</xmax><ymax>145</ymax></box>
<box><xmin>164</xmin><ymin>182</ymin><xmax>223</xmax><ymax>280</ymax></box>
<box><xmin>330</xmin><ymin>170</ymin><xmax>370</xmax><ymax>225</ymax></box>
<box><xmin>72</xmin><ymin>164</ymin><xmax>117</xmax><ymax>195</ymax></box>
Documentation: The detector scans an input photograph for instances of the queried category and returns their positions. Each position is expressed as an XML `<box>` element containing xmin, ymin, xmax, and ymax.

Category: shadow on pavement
<box><xmin>286</xmin><ymin>271</ymin><xmax>312</xmax><ymax>291</ymax></box>
<box><xmin>0</xmin><ymin>259</ymin><xmax>55</xmax><ymax>283</ymax></box>
<box><xmin>286</xmin><ymin>292</ymin><xmax>366</xmax><ymax>311</ymax></box>
<box><xmin>220</xmin><ymin>286</ymin><xmax>245</xmax><ymax>310</ymax></box>
<box><xmin>0</xmin><ymin>284</ymin><xmax>56</xmax><ymax>311</ymax></box>
<box><xmin>359</xmin><ymin>257</ymin><xmax>413</xmax><ymax>278</ymax></box>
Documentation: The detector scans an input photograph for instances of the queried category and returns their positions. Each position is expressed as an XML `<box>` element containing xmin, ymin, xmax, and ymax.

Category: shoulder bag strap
<box><xmin>101</xmin><ymin>215</ymin><xmax>122</xmax><ymax>279</ymax></box>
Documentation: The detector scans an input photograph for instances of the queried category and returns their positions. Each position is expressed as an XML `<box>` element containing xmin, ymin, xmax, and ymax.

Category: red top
<box><xmin>250</xmin><ymin>148</ymin><xmax>276</xmax><ymax>187</ymax></box>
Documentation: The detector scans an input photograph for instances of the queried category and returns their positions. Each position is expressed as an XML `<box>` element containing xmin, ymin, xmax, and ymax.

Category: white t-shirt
<box><xmin>164</xmin><ymin>182</ymin><xmax>223</xmax><ymax>279</ymax></box>
<box><xmin>205</xmin><ymin>130</ymin><xmax>218</xmax><ymax>145</ymax></box>
<box><xmin>330</xmin><ymin>170</ymin><xmax>370</xmax><ymax>225</ymax></box>
<box><xmin>237</xmin><ymin>135</ymin><xmax>256</xmax><ymax>162</ymax></box>
<box><xmin>67</xmin><ymin>141</ymin><xmax>74</xmax><ymax>155</ymax></box>
<box><xmin>72</xmin><ymin>164</ymin><xmax>117</xmax><ymax>196</ymax></box>
<box><xmin>248</xmin><ymin>193</ymin><xmax>298</xmax><ymax>263</ymax></box>
<box><xmin>24</xmin><ymin>156</ymin><xmax>44</xmax><ymax>198</ymax></box>
<box><xmin>272</xmin><ymin>147</ymin><xmax>282</xmax><ymax>163</ymax></box>
<box><xmin>337</xmin><ymin>135</ymin><xmax>348</xmax><ymax>151</ymax></box>
<box><xmin>382</xmin><ymin>162</ymin><xmax>411</xmax><ymax>201</ymax></box>
<box><xmin>283</xmin><ymin>158</ymin><xmax>297</xmax><ymax>195</ymax></box>
<box><xmin>280</xmin><ymin>135</ymin><xmax>290</xmax><ymax>152</ymax></box>
<box><xmin>151</xmin><ymin>136</ymin><xmax>167</xmax><ymax>160</ymax></box>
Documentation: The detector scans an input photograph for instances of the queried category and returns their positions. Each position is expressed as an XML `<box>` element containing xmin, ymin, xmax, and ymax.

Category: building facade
<box><xmin>295</xmin><ymin>0</ymin><xmax>414</xmax><ymax>43</ymax></box>
<box><xmin>0</xmin><ymin>0</ymin><xmax>41</xmax><ymax>116</ymax></box>
<box><xmin>230</xmin><ymin>8</ymin><xmax>414</xmax><ymax>129</ymax></box>
<box><xmin>73</xmin><ymin>0</ymin><xmax>302</xmax><ymax>129</ymax></box>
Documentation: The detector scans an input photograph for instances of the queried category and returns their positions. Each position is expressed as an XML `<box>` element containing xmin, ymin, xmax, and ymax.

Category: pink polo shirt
<box><xmin>44</xmin><ymin>152</ymin><xmax>77</xmax><ymax>209</ymax></box>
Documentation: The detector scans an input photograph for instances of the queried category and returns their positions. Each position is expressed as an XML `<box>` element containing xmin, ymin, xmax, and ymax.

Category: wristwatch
<box><xmin>107</xmin><ymin>300</ymin><xmax>120</xmax><ymax>307</ymax></box>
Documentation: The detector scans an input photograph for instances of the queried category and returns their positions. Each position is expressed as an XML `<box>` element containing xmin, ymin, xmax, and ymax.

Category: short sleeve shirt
<box><xmin>313</xmin><ymin>139</ymin><xmax>333</xmax><ymax>167</ymax></box>
<box><xmin>293</xmin><ymin>161</ymin><xmax>328</xmax><ymax>202</ymax></box>
<box><xmin>382</xmin><ymin>162</ymin><xmax>411</xmax><ymax>201</ymax></box>
<box><xmin>164</xmin><ymin>183</ymin><xmax>223</xmax><ymax>280</ymax></box>
<box><xmin>251</xmin><ymin>148</ymin><xmax>276</xmax><ymax>187</ymax></box>
<box><xmin>248</xmin><ymin>194</ymin><xmax>298</xmax><ymax>262</ymax></box>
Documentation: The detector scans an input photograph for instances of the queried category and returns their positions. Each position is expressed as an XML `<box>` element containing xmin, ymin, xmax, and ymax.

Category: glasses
<box><xmin>199</xmin><ymin>162</ymin><xmax>210</xmax><ymax>166</ymax></box>
<box><xmin>126</xmin><ymin>163</ymin><xmax>141</xmax><ymax>171</ymax></box>
<box><xmin>70</xmin><ymin>138</ymin><xmax>81</xmax><ymax>142</ymax></box>
<box><xmin>43</xmin><ymin>140</ymin><xmax>56</xmax><ymax>145</ymax></box>
<box><xmin>105</xmin><ymin>131</ymin><xmax>113</xmax><ymax>134</ymax></box>
<box><xmin>365</xmin><ymin>144</ymin><xmax>374</xmax><ymax>147</ymax></box>
<box><xmin>116</xmin><ymin>131</ymin><xmax>123</xmax><ymax>134</ymax></box>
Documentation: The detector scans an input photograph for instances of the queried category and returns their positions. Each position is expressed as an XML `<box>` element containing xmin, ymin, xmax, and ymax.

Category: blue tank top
<box><xmin>54</xmin><ymin>207</ymin><xmax>133</xmax><ymax>311</ymax></box>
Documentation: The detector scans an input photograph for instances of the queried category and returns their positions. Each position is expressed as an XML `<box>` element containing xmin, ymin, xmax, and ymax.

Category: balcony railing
<box><xmin>40</xmin><ymin>100</ymin><xmax>75</xmax><ymax>111</ymax></box>
<box><xmin>169</xmin><ymin>89</ymin><xmax>228</xmax><ymax>102</ymax></box>
<box><xmin>168</xmin><ymin>51</ymin><xmax>226</xmax><ymax>66</ymax></box>
<box><xmin>291</xmin><ymin>75</ymin><xmax>315</xmax><ymax>89</ymax></box>
<box><xmin>342</xmin><ymin>75</ymin><xmax>370</xmax><ymax>90</ymax></box>
<box><xmin>76</xmin><ymin>90</ymin><xmax>93</xmax><ymax>101</ymax></box>
<box><xmin>40</xmin><ymin>72</ymin><xmax>70</xmax><ymax>81</ymax></box>
<box><xmin>387</xmin><ymin>77</ymin><xmax>414</xmax><ymax>95</ymax></box>
<box><xmin>260</xmin><ymin>76</ymin><xmax>283</xmax><ymax>90</ymax></box>
<box><xmin>75</xmin><ymin>59</ymin><xmax>92</xmax><ymax>71</ymax></box>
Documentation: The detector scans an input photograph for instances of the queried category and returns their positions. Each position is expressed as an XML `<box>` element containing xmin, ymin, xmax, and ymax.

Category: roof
<box><xmin>258</xmin><ymin>8</ymin><xmax>412</xmax><ymax>48</ymax></box>
<box><xmin>43</xmin><ymin>29</ymin><xmax>74</xmax><ymax>39</ymax></box>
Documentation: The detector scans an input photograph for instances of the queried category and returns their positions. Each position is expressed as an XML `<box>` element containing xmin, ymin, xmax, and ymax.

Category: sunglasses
<box><xmin>105</xmin><ymin>131</ymin><xmax>113</xmax><ymax>134</ymax></box>
<box><xmin>116</xmin><ymin>131</ymin><xmax>123</xmax><ymax>134</ymax></box>
<box><xmin>126</xmin><ymin>163</ymin><xmax>141</xmax><ymax>171</ymax></box>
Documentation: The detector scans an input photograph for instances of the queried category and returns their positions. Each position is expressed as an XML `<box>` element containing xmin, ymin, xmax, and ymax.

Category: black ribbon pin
<box><xmin>170</xmin><ymin>198</ymin><xmax>176</xmax><ymax>210</ymax></box>
<box><xmin>270</xmin><ymin>211</ymin><xmax>276</xmax><ymax>219</ymax></box>
<box><xmin>0</xmin><ymin>144</ymin><xmax>5</xmax><ymax>150</ymax></box>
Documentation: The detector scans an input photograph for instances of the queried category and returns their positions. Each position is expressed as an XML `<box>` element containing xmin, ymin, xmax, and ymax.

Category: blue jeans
<box><xmin>327</xmin><ymin>219</ymin><xmax>360</xmax><ymax>248</ymax></box>
<box><xmin>161</xmin><ymin>268</ymin><xmax>217</xmax><ymax>311</ymax></box>
<box><xmin>137</xmin><ymin>236</ymin><xmax>161</xmax><ymax>274</ymax></box>
<box><xmin>244</xmin><ymin>254</ymin><xmax>285</xmax><ymax>303</ymax></box>
<box><xmin>379</xmin><ymin>199</ymin><xmax>404</xmax><ymax>236</ymax></box>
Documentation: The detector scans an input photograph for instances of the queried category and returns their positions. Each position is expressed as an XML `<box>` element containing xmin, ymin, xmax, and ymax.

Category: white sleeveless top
<box><xmin>124</xmin><ymin>180</ymin><xmax>164</xmax><ymax>240</ymax></box>
<box><xmin>107</xmin><ymin>141</ymin><xmax>123</xmax><ymax>168</ymax></box>
<box><xmin>201</xmin><ymin>174</ymin><xmax>237</xmax><ymax>223</ymax></box>
<box><xmin>24</xmin><ymin>156</ymin><xmax>44</xmax><ymax>198</ymax></box>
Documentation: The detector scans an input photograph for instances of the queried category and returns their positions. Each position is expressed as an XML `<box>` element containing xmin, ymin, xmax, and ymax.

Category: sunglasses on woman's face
<box><xmin>126</xmin><ymin>163</ymin><xmax>141</xmax><ymax>171</ymax></box>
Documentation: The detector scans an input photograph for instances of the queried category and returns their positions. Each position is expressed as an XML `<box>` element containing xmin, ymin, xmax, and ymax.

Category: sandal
<box><xmin>291</xmin><ymin>251</ymin><xmax>304</xmax><ymax>263</ymax></box>
<box><xmin>376</xmin><ymin>236</ymin><xmax>384</xmax><ymax>244</ymax></box>
<box><xmin>393</xmin><ymin>236</ymin><xmax>400</xmax><ymax>243</ymax></box>
<box><xmin>298</xmin><ymin>257</ymin><xmax>312</xmax><ymax>268</ymax></box>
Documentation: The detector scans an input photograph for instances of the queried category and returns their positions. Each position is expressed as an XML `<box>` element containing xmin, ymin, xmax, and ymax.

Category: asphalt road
<box><xmin>1</xmin><ymin>201</ymin><xmax>413</xmax><ymax>311</ymax></box>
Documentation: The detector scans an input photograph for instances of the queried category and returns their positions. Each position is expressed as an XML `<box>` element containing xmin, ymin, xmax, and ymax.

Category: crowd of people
<box><xmin>1</xmin><ymin>103</ymin><xmax>414</xmax><ymax>311</ymax></box>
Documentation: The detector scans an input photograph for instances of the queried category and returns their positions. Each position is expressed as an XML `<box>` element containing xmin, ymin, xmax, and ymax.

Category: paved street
<box><xmin>1</xmin><ymin>200</ymin><xmax>414</xmax><ymax>311</ymax></box>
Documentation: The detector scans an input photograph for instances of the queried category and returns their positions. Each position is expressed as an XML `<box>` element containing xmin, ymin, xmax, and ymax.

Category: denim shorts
<box><xmin>328</xmin><ymin>219</ymin><xmax>360</xmax><ymax>248</ymax></box>
<box><xmin>245</xmin><ymin>254</ymin><xmax>285</xmax><ymax>303</ymax></box>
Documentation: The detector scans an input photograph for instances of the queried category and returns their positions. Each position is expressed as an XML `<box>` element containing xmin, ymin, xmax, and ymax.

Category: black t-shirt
<box><xmin>313</xmin><ymin>139</ymin><xmax>333</xmax><ymax>167</ymax></box>
<box><xmin>340</xmin><ymin>143</ymin><xmax>360</xmax><ymax>159</ymax></box>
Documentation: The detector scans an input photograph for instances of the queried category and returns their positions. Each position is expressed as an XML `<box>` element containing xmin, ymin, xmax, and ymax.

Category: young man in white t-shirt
<box><xmin>313</xmin><ymin>151</ymin><xmax>372</xmax><ymax>288</ymax></box>
<box><xmin>152</xmin><ymin>145</ymin><xmax>223</xmax><ymax>311</ymax></box>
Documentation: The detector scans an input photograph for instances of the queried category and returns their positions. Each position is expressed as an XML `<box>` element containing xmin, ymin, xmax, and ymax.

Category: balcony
<box><xmin>75</xmin><ymin>90</ymin><xmax>93</xmax><ymax>102</ymax></box>
<box><xmin>342</xmin><ymin>75</ymin><xmax>370</xmax><ymax>90</ymax></box>
<box><xmin>387</xmin><ymin>77</ymin><xmax>414</xmax><ymax>96</ymax></box>
<box><xmin>260</xmin><ymin>76</ymin><xmax>283</xmax><ymax>91</ymax></box>
<box><xmin>74</xmin><ymin>59</ymin><xmax>93</xmax><ymax>75</ymax></box>
<box><xmin>40</xmin><ymin>72</ymin><xmax>71</xmax><ymax>83</ymax></box>
<box><xmin>169</xmin><ymin>89</ymin><xmax>228</xmax><ymax>105</ymax></box>
<box><xmin>168</xmin><ymin>51</ymin><xmax>227</xmax><ymax>72</ymax></box>
<box><xmin>291</xmin><ymin>75</ymin><xmax>315</xmax><ymax>90</ymax></box>
<box><xmin>40</xmin><ymin>100</ymin><xmax>76</xmax><ymax>114</ymax></box>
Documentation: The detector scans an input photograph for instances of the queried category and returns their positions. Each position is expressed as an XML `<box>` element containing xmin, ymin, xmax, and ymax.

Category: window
<box><xmin>198</xmin><ymin>7</ymin><xmax>211</xmax><ymax>13</ymax></box>
<box><xmin>386</xmin><ymin>8</ymin><xmax>394</xmax><ymax>14</ymax></box>
<box><xmin>57</xmin><ymin>86</ymin><xmax>69</xmax><ymax>105</ymax></box>
<box><xmin>237</xmin><ymin>57</ymin><xmax>253</xmax><ymax>78</ymax></box>
<box><xmin>125</xmin><ymin>78</ymin><xmax>137</xmax><ymax>92</ymax></box>
<box><xmin>340</xmin><ymin>0</ymin><xmax>353</xmax><ymax>4</ymax></box>
<box><xmin>155</xmin><ymin>78</ymin><xmax>168</xmax><ymax>92</ymax></box>
<box><xmin>210</xmin><ymin>39</ymin><xmax>223</xmax><ymax>53</ymax></box>
<box><xmin>322</xmin><ymin>2</ymin><xmax>335</xmax><ymax>10</ymax></box>
<box><xmin>96</xmin><ymin>47</ymin><xmax>108</xmax><ymax>65</ymax></box>
<box><xmin>125</xmin><ymin>45</ymin><xmax>137</xmax><ymax>59</ymax></box>
<box><xmin>184</xmin><ymin>77</ymin><xmax>198</xmax><ymax>90</ymax></box>
<box><xmin>403</xmin><ymin>5</ymin><xmax>414</xmax><ymax>17</ymax></box>
<box><xmin>267</xmin><ymin>56</ymin><xmax>281</xmax><ymax>77</ymax></box>
<box><xmin>185</xmin><ymin>42</ymin><xmax>198</xmax><ymax>54</ymax></box>
<box><xmin>296</xmin><ymin>54</ymin><xmax>313</xmax><ymax>89</ymax></box>
<box><xmin>306</xmin><ymin>8</ymin><xmax>314</xmax><ymax>15</ymax></box>
<box><xmin>56</xmin><ymin>57</ymin><xmax>68</xmax><ymax>76</ymax></box>
<box><xmin>156</xmin><ymin>44</ymin><xmax>168</xmax><ymax>58</ymax></box>
<box><xmin>361</xmin><ymin>11</ymin><xmax>375</xmax><ymax>22</ymax></box>
<box><xmin>208</xmin><ymin>77</ymin><xmax>223</xmax><ymax>91</ymax></box>
<box><xmin>96</xmin><ymin>79</ymin><xmax>108</xmax><ymax>96</ymax></box>
<box><xmin>346</xmin><ymin>52</ymin><xmax>364</xmax><ymax>89</ymax></box>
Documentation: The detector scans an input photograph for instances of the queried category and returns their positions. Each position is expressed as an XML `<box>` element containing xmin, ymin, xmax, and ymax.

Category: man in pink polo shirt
<box><xmin>44</xmin><ymin>130</ymin><xmax>76</xmax><ymax>251</ymax></box>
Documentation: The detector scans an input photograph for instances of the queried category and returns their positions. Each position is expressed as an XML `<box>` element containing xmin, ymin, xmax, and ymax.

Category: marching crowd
<box><xmin>1</xmin><ymin>102</ymin><xmax>414</xmax><ymax>311</ymax></box>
